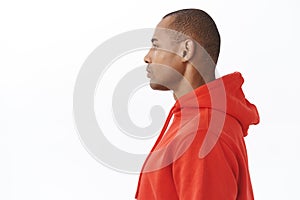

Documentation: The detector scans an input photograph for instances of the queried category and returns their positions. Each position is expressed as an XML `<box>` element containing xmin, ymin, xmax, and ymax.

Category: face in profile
<box><xmin>144</xmin><ymin>17</ymin><xmax>186</xmax><ymax>91</ymax></box>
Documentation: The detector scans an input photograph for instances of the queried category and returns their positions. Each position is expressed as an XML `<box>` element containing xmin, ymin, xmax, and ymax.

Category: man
<box><xmin>135</xmin><ymin>9</ymin><xmax>259</xmax><ymax>200</ymax></box>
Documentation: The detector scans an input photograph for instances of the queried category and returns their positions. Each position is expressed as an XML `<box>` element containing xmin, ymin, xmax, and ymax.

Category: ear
<box><xmin>180</xmin><ymin>39</ymin><xmax>195</xmax><ymax>62</ymax></box>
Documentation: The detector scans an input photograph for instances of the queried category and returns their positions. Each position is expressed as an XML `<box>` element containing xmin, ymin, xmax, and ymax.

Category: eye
<box><xmin>152</xmin><ymin>44</ymin><xmax>159</xmax><ymax>48</ymax></box>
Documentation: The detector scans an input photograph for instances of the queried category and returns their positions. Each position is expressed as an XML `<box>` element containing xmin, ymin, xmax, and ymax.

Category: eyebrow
<box><xmin>151</xmin><ymin>38</ymin><xmax>158</xmax><ymax>43</ymax></box>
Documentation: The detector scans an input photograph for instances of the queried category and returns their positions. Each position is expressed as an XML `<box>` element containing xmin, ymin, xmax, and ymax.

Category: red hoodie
<box><xmin>135</xmin><ymin>72</ymin><xmax>260</xmax><ymax>200</ymax></box>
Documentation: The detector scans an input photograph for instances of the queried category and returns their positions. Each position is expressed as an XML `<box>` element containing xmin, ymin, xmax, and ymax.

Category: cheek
<box><xmin>152</xmin><ymin>49</ymin><xmax>166</xmax><ymax>62</ymax></box>
<box><xmin>152</xmin><ymin>50</ymin><xmax>181</xmax><ymax>68</ymax></box>
<box><xmin>150</xmin><ymin>49</ymin><xmax>184</xmax><ymax>80</ymax></box>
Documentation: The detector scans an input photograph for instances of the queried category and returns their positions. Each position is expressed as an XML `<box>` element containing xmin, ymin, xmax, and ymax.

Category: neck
<box><xmin>172</xmin><ymin>66</ymin><xmax>215</xmax><ymax>100</ymax></box>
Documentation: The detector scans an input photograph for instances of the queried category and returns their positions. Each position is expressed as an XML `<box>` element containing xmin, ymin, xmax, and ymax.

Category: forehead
<box><xmin>152</xmin><ymin>17</ymin><xmax>174</xmax><ymax>40</ymax></box>
<box><xmin>157</xmin><ymin>16</ymin><xmax>174</xmax><ymax>28</ymax></box>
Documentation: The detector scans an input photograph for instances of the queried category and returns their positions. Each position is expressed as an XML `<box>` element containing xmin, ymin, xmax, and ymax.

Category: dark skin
<box><xmin>144</xmin><ymin>16</ymin><xmax>216</xmax><ymax>100</ymax></box>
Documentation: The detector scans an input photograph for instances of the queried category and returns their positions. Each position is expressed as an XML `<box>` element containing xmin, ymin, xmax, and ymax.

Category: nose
<box><xmin>144</xmin><ymin>49</ymin><xmax>151</xmax><ymax>64</ymax></box>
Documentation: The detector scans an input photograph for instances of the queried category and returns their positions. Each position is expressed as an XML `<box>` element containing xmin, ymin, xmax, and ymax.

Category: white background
<box><xmin>1</xmin><ymin>0</ymin><xmax>300</xmax><ymax>199</ymax></box>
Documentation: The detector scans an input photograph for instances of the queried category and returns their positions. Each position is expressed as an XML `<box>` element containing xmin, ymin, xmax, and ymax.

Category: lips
<box><xmin>146</xmin><ymin>65</ymin><xmax>152</xmax><ymax>78</ymax></box>
<box><xmin>146</xmin><ymin>65</ymin><xmax>151</xmax><ymax>73</ymax></box>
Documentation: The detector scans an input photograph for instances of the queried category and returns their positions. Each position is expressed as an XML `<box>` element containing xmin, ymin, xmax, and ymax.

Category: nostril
<box><xmin>144</xmin><ymin>51</ymin><xmax>151</xmax><ymax>64</ymax></box>
<box><xmin>144</xmin><ymin>56</ymin><xmax>150</xmax><ymax>64</ymax></box>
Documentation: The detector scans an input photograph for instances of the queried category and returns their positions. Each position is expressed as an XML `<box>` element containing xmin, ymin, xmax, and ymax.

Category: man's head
<box><xmin>145</xmin><ymin>9</ymin><xmax>221</xmax><ymax>93</ymax></box>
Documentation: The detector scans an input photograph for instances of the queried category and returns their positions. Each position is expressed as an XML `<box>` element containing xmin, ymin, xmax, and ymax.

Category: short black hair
<box><xmin>163</xmin><ymin>9</ymin><xmax>221</xmax><ymax>64</ymax></box>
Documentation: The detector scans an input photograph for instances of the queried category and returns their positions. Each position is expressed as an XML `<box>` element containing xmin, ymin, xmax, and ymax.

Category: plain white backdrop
<box><xmin>1</xmin><ymin>0</ymin><xmax>300</xmax><ymax>199</ymax></box>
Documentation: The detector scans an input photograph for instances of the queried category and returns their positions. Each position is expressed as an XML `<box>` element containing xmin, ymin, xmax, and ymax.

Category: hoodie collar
<box><xmin>173</xmin><ymin>72</ymin><xmax>260</xmax><ymax>136</ymax></box>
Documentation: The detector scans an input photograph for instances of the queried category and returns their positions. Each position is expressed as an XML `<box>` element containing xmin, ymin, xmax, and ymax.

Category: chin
<box><xmin>149</xmin><ymin>82</ymin><xmax>170</xmax><ymax>91</ymax></box>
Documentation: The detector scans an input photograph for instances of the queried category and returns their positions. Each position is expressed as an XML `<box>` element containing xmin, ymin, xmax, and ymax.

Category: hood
<box><xmin>173</xmin><ymin>72</ymin><xmax>260</xmax><ymax>136</ymax></box>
